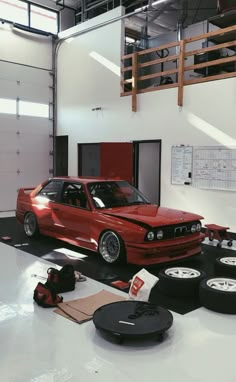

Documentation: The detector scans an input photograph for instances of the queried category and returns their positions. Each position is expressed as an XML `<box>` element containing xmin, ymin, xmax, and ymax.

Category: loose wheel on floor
<box><xmin>158</xmin><ymin>267</ymin><xmax>206</xmax><ymax>297</ymax></box>
<box><xmin>24</xmin><ymin>212</ymin><xmax>39</xmax><ymax>238</ymax></box>
<box><xmin>215</xmin><ymin>256</ymin><xmax>236</xmax><ymax>278</ymax></box>
<box><xmin>199</xmin><ymin>277</ymin><xmax>236</xmax><ymax>314</ymax></box>
<box><xmin>98</xmin><ymin>230</ymin><xmax>126</xmax><ymax>264</ymax></box>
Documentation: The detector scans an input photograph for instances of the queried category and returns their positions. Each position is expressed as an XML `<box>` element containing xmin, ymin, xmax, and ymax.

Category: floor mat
<box><xmin>0</xmin><ymin>216</ymin><xmax>233</xmax><ymax>315</ymax></box>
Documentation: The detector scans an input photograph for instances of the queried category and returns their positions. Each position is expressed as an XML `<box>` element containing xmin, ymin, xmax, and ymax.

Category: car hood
<box><xmin>102</xmin><ymin>205</ymin><xmax>203</xmax><ymax>228</ymax></box>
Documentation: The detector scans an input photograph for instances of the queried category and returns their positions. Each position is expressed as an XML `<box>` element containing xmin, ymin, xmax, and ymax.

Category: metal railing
<box><xmin>121</xmin><ymin>24</ymin><xmax>236</xmax><ymax>111</ymax></box>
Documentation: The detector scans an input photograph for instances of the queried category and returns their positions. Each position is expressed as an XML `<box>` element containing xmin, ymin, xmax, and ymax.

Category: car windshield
<box><xmin>87</xmin><ymin>181</ymin><xmax>150</xmax><ymax>209</ymax></box>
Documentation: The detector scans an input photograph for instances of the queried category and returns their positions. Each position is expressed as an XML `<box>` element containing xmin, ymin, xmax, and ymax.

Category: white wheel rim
<box><xmin>207</xmin><ymin>278</ymin><xmax>236</xmax><ymax>292</ymax></box>
<box><xmin>99</xmin><ymin>231</ymin><xmax>120</xmax><ymax>263</ymax></box>
<box><xmin>165</xmin><ymin>267</ymin><xmax>200</xmax><ymax>279</ymax></box>
<box><xmin>220</xmin><ymin>257</ymin><xmax>236</xmax><ymax>266</ymax></box>
<box><xmin>24</xmin><ymin>213</ymin><xmax>36</xmax><ymax>236</ymax></box>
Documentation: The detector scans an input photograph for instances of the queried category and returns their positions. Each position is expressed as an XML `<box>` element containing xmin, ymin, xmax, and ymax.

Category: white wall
<box><xmin>57</xmin><ymin>7</ymin><xmax>236</xmax><ymax>232</ymax></box>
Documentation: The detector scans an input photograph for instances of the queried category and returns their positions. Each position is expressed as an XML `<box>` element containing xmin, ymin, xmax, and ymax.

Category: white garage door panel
<box><xmin>18</xmin><ymin>151</ymin><xmax>52</xmax><ymax>171</ymax></box>
<box><xmin>0</xmin><ymin>62</ymin><xmax>52</xmax><ymax>86</ymax></box>
<box><xmin>0</xmin><ymin>153</ymin><xmax>20</xmax><ymax>172</ymax></box>
<box><xmin>17</xmin><ymin>83</ymin><xmax>53</xmax><ymax>103</ymax></box>
<box><xmin>0</xmin><ymin>79</ymin><xmax>18</xmax><ymax>99</ymax></box>
<box><xmin>0</xmin><ymin>129</ymin><xmax>18</xmax><ymax>149</ymax></box>
<box><xmin>0</xmin><ymin>80</ymin><xmax>52</xmax><ymax>103</ymax></box>
<box><xmin>19</xmin><ymin>170</ymin><xmax>51</xmax><ymax>189</ymax></box>
<box><xmin>17</xmin><ymin>117</ymin><xmax>53</xmax><ymax>134</ymax></box>
<box><xmin>0</xmin><ymin>173</ymin><xmax>21</xmax><ymax>211</ymax></box>
<box><xmin>0</xmin><ymin>71</ymin><xmax>53</xmax><ymax>211</ymax></box>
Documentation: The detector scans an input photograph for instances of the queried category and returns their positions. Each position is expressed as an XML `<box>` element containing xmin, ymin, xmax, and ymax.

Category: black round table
<box><xmin>93</xmin><ymin>300</ymin><xmax>173</xmax><ymax>343</ymax></box>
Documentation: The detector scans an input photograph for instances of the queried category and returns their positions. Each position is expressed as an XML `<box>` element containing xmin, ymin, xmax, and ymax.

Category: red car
<box><xmin>16</xmin><ymin>177</ymin><xmax>205</xmax><ymax>265</ymax></box>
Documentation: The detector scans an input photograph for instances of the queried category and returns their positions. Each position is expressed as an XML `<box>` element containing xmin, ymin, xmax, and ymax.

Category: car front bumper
<box><xmin>126</xmin><ymin>233</ymin><xmax>205</xmax><ymax>265</ymax></box>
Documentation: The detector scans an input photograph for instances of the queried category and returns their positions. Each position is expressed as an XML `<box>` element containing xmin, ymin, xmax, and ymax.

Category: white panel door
<box><xmin>0</xmin><ymin>61</ymin><xmax>53</xmax><ymax>211</ymax></box>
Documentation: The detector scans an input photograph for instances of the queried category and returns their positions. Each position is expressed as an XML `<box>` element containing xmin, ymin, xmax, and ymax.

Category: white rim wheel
<box><xmin>207</xmin><ymin>278</ymin><xmax>236</xmax><ymax>292</ymax></box>
<box><xmin>220</xmin><ymin>257</ymin><xmax>236</xmax><ymax>266</ymax></box>
<box><xmin>24</xmin><ymin>213</ymin><xmax>37</xmax><ymax>237</ymax></box>
<box><xmin>99</xmin><ymin>231</ymin><xmax>121</xmax><ymax>263</ymax></box>
<box><xmin>165</xmin><ymin>267</ymin><xmax>201</xmax><ymax>279</ymax></box>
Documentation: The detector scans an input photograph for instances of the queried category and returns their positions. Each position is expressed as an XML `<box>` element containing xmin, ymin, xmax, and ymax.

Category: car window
<box><xmin>88</xmin><ymin>181</ymin><xmax>150</xmax><ymax>209</ymax></box>
<box><xmin>61</xmin><ymin>182</ymin><xmax>89</xmax><ymax>209</ymax></box>
<box><xmin>37</xmin><ymin>180</ymin><xmax>61</xmax><ymax>201</ymax></box>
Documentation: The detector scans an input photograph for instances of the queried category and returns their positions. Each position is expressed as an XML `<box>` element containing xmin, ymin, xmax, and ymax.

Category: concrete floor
<box><xmin>0</xmin><ymin>239</ymin><xmax>236</xmax><ymax>382</ymax></box>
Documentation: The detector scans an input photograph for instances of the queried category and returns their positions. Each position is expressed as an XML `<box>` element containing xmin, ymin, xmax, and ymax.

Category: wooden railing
<box><xmin>121</xmin><ymin>24</ymin><xmax>236</xmax><ymax>111</ymax></box>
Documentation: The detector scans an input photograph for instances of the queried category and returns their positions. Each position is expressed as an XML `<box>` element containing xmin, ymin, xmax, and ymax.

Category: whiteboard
<box><xmin>192</xmin><ymin>146</ymin><xmax>236</xmax><ymax>191</ymax></box>
<box><xmin>171</xmin><ymin>146</ymin><xmax>193</xmax><ymax>185</ymax></box>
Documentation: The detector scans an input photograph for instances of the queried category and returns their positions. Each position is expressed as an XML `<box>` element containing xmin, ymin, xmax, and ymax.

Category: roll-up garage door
<box><xmin>0</xmin><ymin>61</ymin><xmax>53</xmax><ymax>211</ymax></box>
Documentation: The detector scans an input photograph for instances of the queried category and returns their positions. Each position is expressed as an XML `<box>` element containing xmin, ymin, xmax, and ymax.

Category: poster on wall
<box><xmin>171</xmin><ymin>145</ymin><xmax>193</xmax><ymax>185</ymax></box>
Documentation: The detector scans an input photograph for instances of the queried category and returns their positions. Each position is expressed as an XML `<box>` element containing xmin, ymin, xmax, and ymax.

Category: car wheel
<box><xmin>24</xmin><ymin>212</ymin><xmax>39</xmax><ymax>238</ymax></box>
<box><xmin>215</xmin><ymin>256</ymin><xmax>236</xmax><ymax>278</ymax></box>
<box><xmin>98</xmin><ymin>231</ymin><xmax>126</xmax><ymax>264</ymax></box>
<box><xmin>199</xmin><ymin>277</ymin><xmax>236</xmax><ymax>314</ymax></box>
<box><xmin>158</xmin><ymin>267</ymin><xmax>206</xmax><ymax>297</ymax></box>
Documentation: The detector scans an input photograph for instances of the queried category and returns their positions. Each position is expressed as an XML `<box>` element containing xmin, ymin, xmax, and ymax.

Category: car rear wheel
<box><xmin>98</xmin><ymin>231</ymin><xmax>126</xmax><ymax>264</ymax></box>
<box><xmin>199</xmin><ymin>278</ymin><xmax>236</xmax><ymax>314</ymax></box>
<box><xmin>158</xmin><ymin>267</ymin><xmax>206</xmax><ymax>297</ymax></box>
<box><xmin>24</xmin><ymin>212</ymin><xmax>39</xmax><ymax>238</ymax></box>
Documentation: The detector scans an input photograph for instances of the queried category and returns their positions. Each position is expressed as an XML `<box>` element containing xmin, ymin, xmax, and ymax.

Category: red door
<box><xmin>100</xmin><ymin>143</ymin><xmax>133</xmax><ymax>184</ymax></box>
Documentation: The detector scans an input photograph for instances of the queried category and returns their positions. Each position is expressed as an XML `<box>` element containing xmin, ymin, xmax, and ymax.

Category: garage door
<box><xmin>0</xmin><ymin>61</ymin><xmax>53</xmax><ymax>211</ymax></box>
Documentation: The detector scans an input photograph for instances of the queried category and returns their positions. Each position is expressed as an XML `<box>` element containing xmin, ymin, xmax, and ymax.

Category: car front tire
<box><xmin>24</xmin><ymin>212</ymin><xmax>39</xmax><ymax>238</ymax></box>
<box><xmin>98</xmin><ymin>230</ymin><xmax>126</xmax><ymax>264</ymax></box>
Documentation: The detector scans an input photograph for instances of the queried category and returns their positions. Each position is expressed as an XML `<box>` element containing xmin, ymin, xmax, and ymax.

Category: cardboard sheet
<box><xmin>54</xmin><ymin>289</ymin><xmax>126</xmax><ymax>324</ymax></box>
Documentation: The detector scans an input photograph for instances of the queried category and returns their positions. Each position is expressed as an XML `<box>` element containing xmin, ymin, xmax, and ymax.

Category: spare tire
<box><xmin>199</xmin><ymin>277</ymin><xmax>236</xmax><ymax>314</ymax></box>
<box><xmin>158</xmin><ymin>267</ymin><xmax>206</xmax><ymax>297</ymax></box>
<box><xmin>215</xmin><ymin>256</ymin><xmax>236</xmax><ymax>278</ymax></box>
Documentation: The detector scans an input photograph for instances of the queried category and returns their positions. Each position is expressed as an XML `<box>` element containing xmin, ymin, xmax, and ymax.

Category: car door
<box><xmin>34</xmin><ymin>179</ymin><xmax>63</xmax><ymax>232</ymax></box>
<box><xmin>51</xmin><ymin>182</ymin><xmax>95</xmax><ymax>250</ymax></box>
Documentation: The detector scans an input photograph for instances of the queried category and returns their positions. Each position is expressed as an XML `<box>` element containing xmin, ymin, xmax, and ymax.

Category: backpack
<box><xmin>47</xmin><ymin>264</ymin><xmax>76</xmax><ymax>293</ymax></box>
<box><xmin>33</xmin><ymin>282</ymin><xmax>63</xmax><ymax>308</ymax></box>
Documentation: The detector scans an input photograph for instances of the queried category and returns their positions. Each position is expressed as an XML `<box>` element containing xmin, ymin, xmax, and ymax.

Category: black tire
<box><xmin>23</xmin><ymin>212</ymin><xmax>39</xmax><ymax>238</ymax></box>
<box><xmin>98</xmin><ymin>230</ymin><xmax>126</xmax><ymax>264</ymax></box>
<box><xmin>227</xmin><ymin>240</ymin><xmax>233</xmax><ymax>247</ymax></box>
<box><xmin>158</xmin><ymin>266</ymin><xmax>206</xmax><ymax>297</ymax></box>
<box><xmin>199</xmin><ymin>278</ymin><xmax>236</xmax><ymax>314</ymax></box>
<box><xmin>215</xmin><ymin>256</ymin><xmax>236</xmax><ymax>278</ymax></box>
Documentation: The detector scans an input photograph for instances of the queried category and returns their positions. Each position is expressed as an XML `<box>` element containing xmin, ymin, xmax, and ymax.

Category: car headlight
<box><xmin>191</xmin><ymin>224</ymin><xmax>197</xmax><ymax>233</ymax></box>
<box><xmin>147</xmin><ymin>231</ymin><xmax>155</xmax><ymax>241</ymax></box>
<box><xmin>156</xmin><ymin>230</ymin><xmax>163</xmax><ymax>239</ymax></box>
<box><xmin>196</xmin><ymin>223</ymin><xmax>201</xmax><ymax>232</ymax></box>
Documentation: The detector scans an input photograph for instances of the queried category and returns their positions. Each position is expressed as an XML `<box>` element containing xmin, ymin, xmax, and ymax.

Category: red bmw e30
<box><xmin>16</xmin><ymin>177</ymin><xmax>205</xmax><ymax>265</ymax></box>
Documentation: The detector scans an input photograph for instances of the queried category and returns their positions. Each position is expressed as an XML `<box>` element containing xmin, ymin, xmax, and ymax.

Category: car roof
<box><xmin>51</xmin><ymin>176</ymin><xmax>126</xmax><ymax>184</ymax></box>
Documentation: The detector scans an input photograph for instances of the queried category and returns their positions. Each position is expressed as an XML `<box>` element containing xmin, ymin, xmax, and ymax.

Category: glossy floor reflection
<box><xmin>0</xmin><ymin>241</ymin><xmax>236</xmax><ymax>382</ymax></box>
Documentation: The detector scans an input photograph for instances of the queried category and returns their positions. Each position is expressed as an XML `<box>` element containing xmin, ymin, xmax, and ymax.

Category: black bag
<box><xmin>47</xmin><ymin>264</ymin><xmax>76</xmax><ymax>293</ymax></box>
<box><xmin>33</xmin><ymin>282</ymin><xmax>63</xmax><ymax>308</ymax></box>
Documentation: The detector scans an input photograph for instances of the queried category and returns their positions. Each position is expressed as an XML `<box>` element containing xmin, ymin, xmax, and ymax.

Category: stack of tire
<box><xmin>158</xmin><ymin>255</ymin><xmax>236</xmax><ymax>314</ymax></box>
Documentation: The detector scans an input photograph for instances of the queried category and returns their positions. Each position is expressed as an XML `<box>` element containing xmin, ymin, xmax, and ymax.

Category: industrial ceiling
<box><xmin>55</xmin><ymin>0</ymin><xmax>219</xmax><ymax>37</ymax></box>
